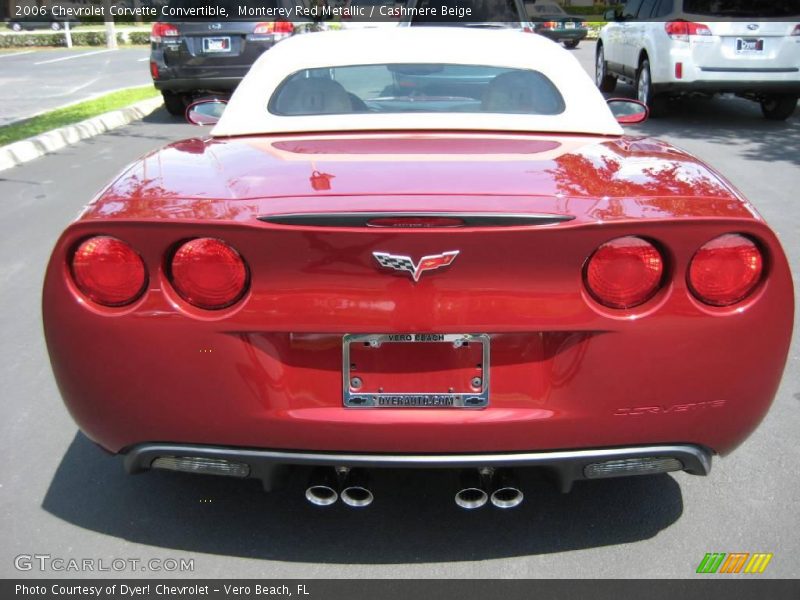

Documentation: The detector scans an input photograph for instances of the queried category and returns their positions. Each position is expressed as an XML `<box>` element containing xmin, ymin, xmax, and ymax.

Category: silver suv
<box><xmin>596</xmin><ymin>0</ymin><xmax>800</xmax><ymax>119</ymax></box>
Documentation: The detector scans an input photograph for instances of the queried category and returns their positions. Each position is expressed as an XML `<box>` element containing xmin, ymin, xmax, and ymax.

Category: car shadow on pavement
<box><xmin>609</xmin><ymin>86</ymin><xmax>800</xmax><ymax>166</ymax></box>
<box><xmin>42</xmin><ymin>433</ymin><xmax>684</xmax><ymax>564</ymax></box>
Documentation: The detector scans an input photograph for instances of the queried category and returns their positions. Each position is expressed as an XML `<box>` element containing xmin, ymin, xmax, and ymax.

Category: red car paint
<box><xmin>43</xmin><ymin>133</ymin><xmax>793</xmax><ymax>458</ymax></box>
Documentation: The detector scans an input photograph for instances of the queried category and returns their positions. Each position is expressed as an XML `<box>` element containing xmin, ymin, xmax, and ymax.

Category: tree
<box><xmin>102</xmin><ymin>0</ymin><xmax>118</xmax><ymax>49</ymax></box>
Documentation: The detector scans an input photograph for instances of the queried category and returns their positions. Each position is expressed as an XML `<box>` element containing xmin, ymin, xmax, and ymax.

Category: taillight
<box><xmin>541</xmin><ymin>21</ymin><xmax>558</xmax><ymax>29</ymax></box>
<box><xmin>665</xmin><ymin>20</ymin><xmax>711</xmax><ymax>41</ymax></box>
<box><xmin>71</xmin><ymin>236</ymin><xmax>147</xmax><ymax>307</ymax></box>
<box><xmin>688</xmin><ymin>234</ymin><xmax>763</xmax><ymax>307</ymax></box>
<box><xmin>151</xmin><ymin>22</ymin><xmax>179</xmax><ymax>43</ymax></box>
<box><xmin>149</xmin><ymin>61</ymin><xmax>159</xmax><ymax>80</ymax></box>
<box><xmin>253</xmin><ymin>21</ymin><xmax>294</xmax><ymax>35</ymax></box>
<box><xmin>169</xmin><ymin>238</ymin><xmax>248</xmax><ymax>310</ymax></box>
<box><xmin>585</xmin><ymin>236</ymin><xmax>664</xmax><ymax>309</ymax></box>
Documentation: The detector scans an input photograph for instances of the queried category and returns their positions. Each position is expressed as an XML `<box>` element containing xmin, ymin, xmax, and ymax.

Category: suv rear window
<box><xmin>268</xmin><ymin>64</ymin><xmax>566</xmax><ymax>116</ymax></box>
<box><xmin>682</xmin><ymin>0</ymin><xmax>800</xmax><ymax>17</ymax></box>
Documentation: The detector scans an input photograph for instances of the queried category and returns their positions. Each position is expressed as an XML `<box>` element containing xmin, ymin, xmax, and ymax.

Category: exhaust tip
<box><xmin>490</xmin><ymin>487</ymin><xmax>524</xmax><ymax>509</ymax></box>
<box><xmin>341</xmin><ymin>486</ymin><xmax>374</xmax><ymax>508</ymax></box>
<box><xmin>455</xmin><ymin>487</ymin><xmax>488</xmax><ymax>510</ymax></box>
<box><xmin>305</xmin><ymin>485</ymin><xmax>338</xmax><ymax>507</ymax></box>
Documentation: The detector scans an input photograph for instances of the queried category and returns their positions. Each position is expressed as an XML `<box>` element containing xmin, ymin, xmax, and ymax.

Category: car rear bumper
<box><xmin>655</xmin><ymin>80</ymin><xmax>800</xmax><ymax>96</ymax></box>
<box><xmin>537</xmin><ymin>30</ymin><xmax>587</xmax><ymax>42</ymax></box>
<box><xmin>153</xmin><ymin>77</ymin><xmax>244</xmax><ymax>93</ymax></box>
<box><xmin>124</xmin><ymin>442</ymin><xmax>712</xmax><ymax>492</ymax></box>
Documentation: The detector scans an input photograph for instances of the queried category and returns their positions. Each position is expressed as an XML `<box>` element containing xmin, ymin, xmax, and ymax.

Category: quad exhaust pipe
<box><xmin>454</xmin><ymin>469</ymin><xmax>489</xmax><ymax>509</ymax></box>
<box><xmin>455</xmin><ymin>468</ymin><xmax>524</xmax><ymax>510</ymax></box>
<box><xmin>489</xmin><ymin>469</ymin><xmax>524</xmax><ymax>509</ymax></box>
<box><xmin>305</xmin><ymin>467</ymin><xmax>374</xmax><ymax>508</ymax></box>
<box><xmin>306</xmin><ymin>466</ymin><xmax>522</xmax><ymax>509</ymax></box>
<box><xmin>305</xmin><ymin>467</ymin><xmax>339</xmax><ymax>506</ymax></box>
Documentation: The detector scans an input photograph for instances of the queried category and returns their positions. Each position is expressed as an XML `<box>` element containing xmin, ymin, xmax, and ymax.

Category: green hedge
<box><xmin>128</xmin><ymin>31</ymin><xmax>151</xmax><ymax>45</ymax></box>
<box><xmin>0</xmin><ymin>31</ymin><xmax>149</xmax><ymax>48</ymax></box>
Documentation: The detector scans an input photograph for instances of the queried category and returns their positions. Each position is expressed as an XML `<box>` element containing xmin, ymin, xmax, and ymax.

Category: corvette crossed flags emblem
<box><xmin>372</xmin><ymin>251</ymin><xmax>459</xmax><ymax>282</ymax></box>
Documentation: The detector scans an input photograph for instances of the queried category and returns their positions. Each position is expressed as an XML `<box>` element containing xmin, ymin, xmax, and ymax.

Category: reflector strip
<box><xmin>259</xmin><ymin>212</ymin><xmax>575</xmax><ymax>228</ymax></box>
<box><xmin>151</xmin><ymin>456</ymin><xmax>250</xmax><ymax>478</ymax></box>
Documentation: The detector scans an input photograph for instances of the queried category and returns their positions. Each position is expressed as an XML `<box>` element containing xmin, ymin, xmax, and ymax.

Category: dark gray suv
<box><xmin>150</xmin><ymin>0</ymin><xmax>301</xmax><ymax>115</ymax></box>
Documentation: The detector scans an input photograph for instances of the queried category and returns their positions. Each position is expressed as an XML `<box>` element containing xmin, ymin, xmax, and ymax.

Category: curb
<box><xmin>0</xmin><ymin>96</ymin><xmax>163</xmax><ymax>172</ymax></box>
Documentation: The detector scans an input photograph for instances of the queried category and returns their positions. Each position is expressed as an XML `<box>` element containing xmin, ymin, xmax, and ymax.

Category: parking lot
<box><xmin>0</xmin><ymin>47</ymin><xmax>151</xmax><ymax>125</ymax></box>
<box><xmin>0</xmin><ymin>40</ymin><xmax>798</xmax><ymax>578</ymax></box>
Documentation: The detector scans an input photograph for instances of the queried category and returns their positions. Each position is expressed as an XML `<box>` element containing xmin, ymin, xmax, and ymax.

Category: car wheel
<box><xmin>50</xmin><ymin>22</ymin><xmax>62</xmax><ymax>31</ymax></box>
<box><xmin>563</xmin><ymin>40</ymin><xmax>579</xmax><ymax>49</ymax></box>
<box><xmin>636</xmin><ymin>57</ymin><xmax>663</xmax><ymax>117</ymax></box>
<box><xmin>760</xmin><ymin>94</ymin><xmax>798</xmax><ymax>121</ymax></box>
<box><xmin>162</xmin><ymin>92</ymin><xmax>188</xmax><ymax>117</ymax></box>
<box><xmin>595</xmin><ymin>44</ymin><xmax>617</xmax><ymax>93</ymax></box>
<box><xmin>11</xmin><ymin>22</ymin><xmax>23</xmax><ymax>32</ymax></box>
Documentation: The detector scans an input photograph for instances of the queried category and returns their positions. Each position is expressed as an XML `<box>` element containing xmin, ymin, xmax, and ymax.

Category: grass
<box><xmin>0</xmin><ymin>85</ymin><xmax>159</xmax><ymax>146</ymax></box>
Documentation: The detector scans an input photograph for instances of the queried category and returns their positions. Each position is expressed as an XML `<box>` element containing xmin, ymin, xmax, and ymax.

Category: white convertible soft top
<box><xmin>212</xmin><ymin>27</ymin><xmax>623</xmax><ymax>137</ymax></box>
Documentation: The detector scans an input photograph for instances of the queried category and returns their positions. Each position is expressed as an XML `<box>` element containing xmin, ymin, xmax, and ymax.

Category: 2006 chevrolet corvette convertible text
<box><xmin>43</xmin><ymin>28</ymin><xmax>793</xmax><ymax>509</ymax></box>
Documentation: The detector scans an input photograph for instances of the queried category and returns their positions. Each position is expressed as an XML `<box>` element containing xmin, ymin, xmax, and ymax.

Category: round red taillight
<box><xmin>170</xmin><ymin>238</ymin><xmax>248</xmax><ymax>310</ymax></box>
<box><xmin>688</xmin><ymin>234</ymin><xmax>763</xmax><ymax>307</ymax></box>
<box><xmin>71</xmin><ymin>236</ymin><xmax>147</xmax><ymax>307</ymax></box>
<box><xmin>585</xmin><ymin>236</ymin><xmax>664</xmax><ymax>309</ymax></box>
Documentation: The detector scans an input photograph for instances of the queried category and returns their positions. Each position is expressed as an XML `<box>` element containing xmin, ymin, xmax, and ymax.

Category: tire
<box><xmin>50</xmin><ymin>22</ymin><xmax>62</xmax><ymax>31</ymax></box>
<box><xmin>162</xmin><ymin>92</ymin><xmax>188</xmax><ymax>117</ymax></box>
<box><xmin>563</xmin><ymin>40</ymin><xmax>580</xmax><ymax>49</ymax></box>
<box><xmin>760</xmin><ymin>94</ymin><xmax>798</xmax><ymax>121</ymax></box>
<box><xmin>636</xmin><ymin>57</ymin><xmax>664</xmax><ymax>117</ymax></box>
<box><xmin>11</xmin><ymin>22</ymin><xmax>23</xmax><ymax>32</ymax></box>
<box><xmin>595</xmin><ymin>44</ymin><xmax>617</xmax><ymax>93</ymax></box>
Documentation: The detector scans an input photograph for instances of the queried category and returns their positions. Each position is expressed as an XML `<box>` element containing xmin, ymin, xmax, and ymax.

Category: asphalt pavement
<box><xmin>0</xmin><ymin>41</ymin><xmax>798</xmax><ymax>579</ymax></box>
<box><xmin>0</xmin><ymin>47</ymin><xmax>151</xmax><ymax>125</ymax></box>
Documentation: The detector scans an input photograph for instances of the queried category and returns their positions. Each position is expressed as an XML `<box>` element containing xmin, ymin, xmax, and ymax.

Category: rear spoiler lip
<box><xmin>258</xmin><ymin>212</ymin><xmax>576</xmax><ymax>228</ymax></box>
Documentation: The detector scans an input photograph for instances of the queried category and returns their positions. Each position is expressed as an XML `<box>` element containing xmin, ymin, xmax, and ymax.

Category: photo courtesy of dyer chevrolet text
<box><xmin>15</xmin><ymin>584</ymin><xmax>309</xmax><ymax>597</ymax></box>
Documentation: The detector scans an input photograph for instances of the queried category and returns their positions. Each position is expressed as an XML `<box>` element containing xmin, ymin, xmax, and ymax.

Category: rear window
<box><xmin>268</xmin><ymin>64</ymin><xmax>566</xmax><ymax>116</ymax></box>
<box><xmin>682</xmin><ymin>0</ymin><xmax>800</xmax><ymax>17</ymax></box>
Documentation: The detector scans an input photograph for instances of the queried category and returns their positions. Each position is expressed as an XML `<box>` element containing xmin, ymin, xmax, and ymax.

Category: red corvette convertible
<box><xmin>43</xmin><ymin>28</ymin><xmax>793</xmax><ymax>509</ymax></box>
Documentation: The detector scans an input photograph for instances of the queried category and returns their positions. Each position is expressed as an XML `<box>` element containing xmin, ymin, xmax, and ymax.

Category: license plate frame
<box><xmin>735</xmin><ymin>38</ymin><xmax>764</xmax><ymax>53</ymax></box>
<box><xmin>342</xmin><ymin>333</ymin><xmax>490</xmax><ymax>409</ymax></box>
<box><xmin>202</xmin><ymin>36</ymin><xmax>231</xmax><ymax>53</ymax></box>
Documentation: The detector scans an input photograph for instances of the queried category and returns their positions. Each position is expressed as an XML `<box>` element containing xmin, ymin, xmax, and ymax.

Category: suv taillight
<box><xmin>688</xmin><ymin>234</ymin><xmax>763</xmax><ymax>307</ymax></box>
<box><xmin>151</xmin><ymin>22</ymin><xmax>179</xmax><ymax>43</ymax></box>
<box><xmin>665</xmin><ymin>20</ymin><xmax>711</xmax><ymax>41</ymax></box>
<box><xmin>253</xmin><ymin>21</ymin><xmax>294</xmax><ymax>35</ymax></box>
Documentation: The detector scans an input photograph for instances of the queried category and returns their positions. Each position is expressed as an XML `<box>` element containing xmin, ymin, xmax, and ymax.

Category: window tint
<box><xmin>637</xmin><ymin>0</ymin><xmax>658</xmax><ymax>18</ymax></box>
<box><xmin>621</xmin><ymin>0</ymin><xmax>644</xmax><ymax>19</ymax></box>
<box><xmin>682</xmin><ymin>0</ymin><xmax>800</xmax><ymax>17</ymax></box>
<box><xmin>652</xmin><ymin>0</ymin><xmax>673</xmax><ymax>18</ymax></box>
<box><xmin>269</xmin><ymin>64</ymin><xmax>566</xmax><ymax>117</ymax></box>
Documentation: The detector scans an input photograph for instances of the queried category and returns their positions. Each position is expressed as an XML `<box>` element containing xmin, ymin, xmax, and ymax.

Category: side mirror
<box><xmin>186</xmin><ymin>99</ymin><xmax>227</xmax><ymax>126</ymax></box>
<box><xmin>607</xmin><ymin>98</ymin><xmax>649</xmax><ymax>124</ymax></box>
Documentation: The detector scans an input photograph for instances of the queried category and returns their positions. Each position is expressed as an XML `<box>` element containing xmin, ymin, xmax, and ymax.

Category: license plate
<box><xmin>736</xmin><ymin>38</ymin><xmax>763</xmax><ymax>53</ymax></box>
<box><xmin>564</xmin><ymin>22</ymin><xmax>576</xmax><ymax>29</ymax></box>
<box><xmin>343</xmin><ymin>333</ymin><xmax>489</xmax><ymax>408</ymax></box>
<box><xmin>203</xmin><ymin>36</ymin><xmax>231</xmax><ymax>53</ymax></box>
